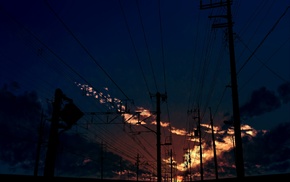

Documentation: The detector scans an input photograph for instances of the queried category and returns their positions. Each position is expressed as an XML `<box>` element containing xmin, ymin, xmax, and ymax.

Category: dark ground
<box><xmin>1</xmin><ymin>173</ymin><xmax>290</xmax><ymax>182</ymax></box>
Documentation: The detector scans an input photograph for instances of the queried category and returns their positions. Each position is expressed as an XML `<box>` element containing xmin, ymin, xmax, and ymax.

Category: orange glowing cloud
<box><xmin>170</xmin><ymin>127</ymin><xmax>187</xmax><ymax>136</ymax></box>
<box><xmin>241</xmin><ymin>124</ymin><xmax>258</xmax><ymax>137</ymax></box>
<box><xmin>178</xmin><ymin>124</ymin><xmax>260</xmax><ymax>174</ymax></box>
<box><xmin>150</xmin><ymin>120</ymin><xmax>170</xmax><ymax>127</ymax></box>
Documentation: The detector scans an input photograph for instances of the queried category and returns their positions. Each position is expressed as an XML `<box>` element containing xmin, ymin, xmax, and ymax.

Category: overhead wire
<box><xmin>0</xmin><ymin>7</ymin><xmax>87</xmax><ymax>106</ymax></box>
<box><xmin>237</xmin><ymin>6</ymin><xmax>290</xmax><ymax>75</ymax></box>
<box><xmin>184</xmin><ymin>3</ymin><xmax>203</xmax><ymax>163</ymax></box>
<box><xmin>0</xmin><ymin>5</ymin><xmax>102</xmax><ymax>96</ymax></box>
<box><xmin>44</xmin><ymin>0</ymin><xmax>158</xmax><ymax>166</ymax></box>
<box><xmin>237</xmin><ymin>35</ymin><xmax>290</xmax><ymax>91</ymax></box>
<box><xmin>3</xmin><ymin>0</ymin><xmax>289</xmax><ymax>178</ymax></box>
<box><xmin>188</xmin><ymin>6</ymin><xmax>226</xmax><ymax>168</ymax></box>
<box><xmin>158</xmin><ymin>0</ymin><xmax>167</xmax><ymax>94</ymax></box>
<box><xmin>2</xmin><ymin>1</ymin><xmax>157</xmax><ymax>171</ymax></box>
<box><xmin>156</xmin><ymin>0</ymin><xmax>173</xmax><ymax>158</ymax></box>
<box><xmin>183</xmin><ymin>3</ymin><xmax>209</xmax><ymax>173</ymax></box>
<box><xmin>187</xmin><ymin>2</ymin><xmax>241</xmax><ymax>176</ymax></box>
<box><xmin>44</xmin><ymin>0</ymin><xmax>131</xmax><ymax>101</ymax></box>
<box><xmin>136</xmin><ymin>0</ymin><xmax>159</xmax><ymax>93</ymax></box>
<box><xmin>118</xmin><ymin>0</ymin><xmax>152</xmax><ymax>101</ymax></box>
<box><xmin>0</xmin><ymin>5</ymin><xmax>118</xmax><ymax>123</ymax></box>
<box><xmin>84</xmin><ymin>110</ymin><xmax>158</xmax><ymax>163</ymax></box>
<box><xmin>118</xmin><ymin>0</ymin><xmax>163</xmax><ymax>163</ymax></box>
<box><xmin>62</xmin><ymin>116</ymin><xmax>137</xmax><ymax>159</ymax></box>
<box><xmin>75</xmin><ymin>117</ymin><xmax>151</xmax><ymax>163</ymax></box>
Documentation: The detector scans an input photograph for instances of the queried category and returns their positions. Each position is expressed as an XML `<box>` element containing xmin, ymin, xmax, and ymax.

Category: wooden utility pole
<box><xmin>200</xmin><ymin>0</ymin><xmax>245</xmax><ymax>179</ymax></box>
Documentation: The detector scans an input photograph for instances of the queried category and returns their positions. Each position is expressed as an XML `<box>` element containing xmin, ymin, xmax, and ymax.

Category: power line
<box><xmin>237</xmin><ymin>6</ymin><xmax>290</xmax><ymax>75</ymax></box>
<box><xmin>237</xmin><ymin>35</ymin><xmax>290</xmax><ymax>91</ymax></box>
<box><xmin>136</xmin><ymin>0</ymin><xmax>159</xmax><ymax>93</ymax></box>
<box><xmin>158</xmin><ymin>0</ymin><xmax>167</xmax><ymax>94</ymax></box>
<box><xmin>44</xmin><ymin>0</ymin><xmax>131</xmax><ymax>101</ymax></box>
<box><xmin>118</xmin><ymin>0</ymin><xmax>152</xmax><ymax>101</ymax></box>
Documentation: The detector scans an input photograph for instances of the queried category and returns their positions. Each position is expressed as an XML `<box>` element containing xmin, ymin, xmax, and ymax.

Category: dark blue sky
<box><xmin>0</xmin><ymin>0</ymin><xmax>289</xmax><ymax>180</ymax></box>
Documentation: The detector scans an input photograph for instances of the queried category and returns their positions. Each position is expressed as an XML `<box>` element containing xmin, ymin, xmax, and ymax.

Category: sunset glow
<box><xmin>76</xmin><ymin>82</ymin><xmax>273</xmax><ymax>179</ymax></box>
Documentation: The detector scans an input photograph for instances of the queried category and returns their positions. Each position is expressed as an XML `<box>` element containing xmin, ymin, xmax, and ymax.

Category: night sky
<box><xmin>0</xmin><ymin>0</ymin><xmax>289</xmax><ymax>181</ymax></box>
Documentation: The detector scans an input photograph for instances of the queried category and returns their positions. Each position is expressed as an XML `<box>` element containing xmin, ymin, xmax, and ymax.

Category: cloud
<box><xmin>170</xmin><ymin>126</ymin><xmax>187</xmax><ymax>136</ymax></box>
<box><xmin>186</xmin><ymin>120</ymin><xmax>290</xmax><ymax>178</ymax></box>
<box><xmin>240</xmin><ymin>82</ymin><xmax>290</xmax><ymax>120</ymax></box>
<box><xmin>0</xmin><ymin>83</ymin><xmax>43</xmax><ymax>172</ymax></box>
<box><xmin>1</xmin><ymin>82</ymin><xmax>290</xmax><ymax>179</ymax></box>
<box><xmin>242</xmin><ymin>122</ymin><xmax>290</xmax><ymax>174</ymax></box>
<box><xmin>277</xmin><ymin>82</ymin><xmax>290</xmax><ymax>104</ymax></box>
<box><xmin>203</xmin><ymin>122</ymin><xmax>290</xmax><ymax>177</ymax></box>
<box><xmin>240</xmin><ymin>86</ymin><xmax>281</xmax><ymax>119</ymax></box>
<box><xmin>0</xmin><ymin>82</ymin><xmax>136</xmax><ymax>178</ymax></box>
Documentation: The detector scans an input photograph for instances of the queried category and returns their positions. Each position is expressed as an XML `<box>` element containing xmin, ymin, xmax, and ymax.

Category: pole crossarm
<box><xmin>200</xmin><ymin>0</ymin><xmax>232</xmax><ymax>9</ymax></box>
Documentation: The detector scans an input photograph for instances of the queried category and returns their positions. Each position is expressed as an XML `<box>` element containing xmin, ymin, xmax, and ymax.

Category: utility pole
<box><xmin>44</xmin><ymin>88</ymin><xmax>83</xmax><ymax>177</ymax></box>
<box><xmin>170</xmin><ymin>149</ymin><xmax>173</xmax><ymax>182</ymax></box>
<box><xmin>151</xmin><ymin>92</ymin><xmax>167</xmax><ymax>182</ymax></box>
<box><xmin>34</xmin><ymin>110</ymin><xmax>45</xmax><ymax>176</ymax></box>
<box><xmin>188</xmin><ymin>146</ymin><xmax>192</xmax><ymax>182</ymax></box>
<box><xmin>43</xmin><ymin>88</ymin><xmax>62</xmax><ymax>177</ymax></box>
<box><xmin>200</xmin><ymin>0</ymin><xmax>245</xmax><ymax>179</ymax></box>
<box><xmin>136</xmin><ymin>153</ymin><xmax>140</xmax><ymax>181</ymax></box>
<box><xmin>197</xmin><ymin>107</ymin><xmax>203</xmax><ymax>181</ymax></box>
<box><xmin>209</xmin><ymin>107</ymin><xmax>218</xmax><ymax>179</ymax></box>
<box><xmin>119</xmin><ymin>157</ymin><xmax>123</xmax><ymax>179</ymax></box>
<box><xmin>100</xmin><ymin>141</ymin><xmax>105</xmax><ymax>180</ymax></box>
<box><xmin>166</xmin><ymin>149</ymin><xmax>175</xmax><ymax>182</ymax></box>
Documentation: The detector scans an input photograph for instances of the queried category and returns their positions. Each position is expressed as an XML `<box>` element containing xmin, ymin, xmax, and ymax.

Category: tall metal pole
<box><xmin>44</xmin><ymin>88</ymin><xmax>63</xmax><ymax>177</ymax></box>
<box><xmin>209</xmin><ymin>107</ymin><xmax>218</xmax><ymax>179</ymax></box>
<box><xmin>156</xmin><ymin>92</ymin><xmax>162</xmax><ymax>182</ymax></box>
<box><xmin>226</xmin><ymin>0</ymin><xmax>245</xmax><ymax>179</ymax></box>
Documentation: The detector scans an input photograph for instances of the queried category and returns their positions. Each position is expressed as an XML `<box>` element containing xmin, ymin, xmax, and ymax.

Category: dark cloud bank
<box><xmin>0</xmin><ymin>83</ymin><xmax>139</xmax><ymax>179</ymax></box>
<box><xmin>240</xmin><ymin>82</ymin><xmax>290</xmax><ymax>120</ymax></box>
